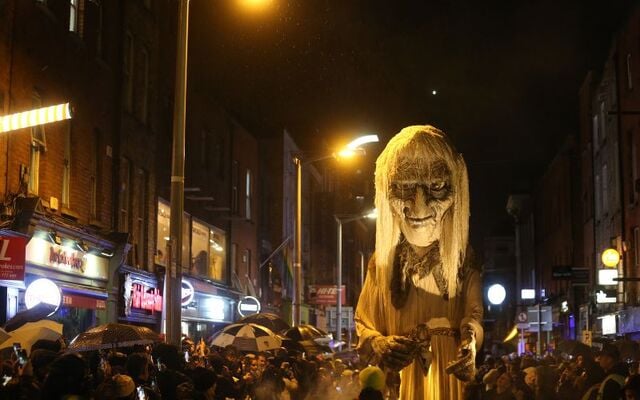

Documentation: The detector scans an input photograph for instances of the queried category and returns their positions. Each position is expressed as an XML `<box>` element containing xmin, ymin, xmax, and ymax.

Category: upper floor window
<box><xmin>138</xmin><ymin>47</ymin><xmax>149</xmax><ymax>123</ymax></box>
<box><xmin>123</xmin><ymin>32</ymin><xmax>134</xmax><ymax>112</ymax></box>
<box><xmin>627</xmin><ymin>53</ymin><xmax>633</xmax><ymax>91</ymax></box>
<box><xmin>245</xmin><ymin>169</ymin><xmax>252</xmax><ymax>220</ymax></box>
<box><xmin>28</xmin><ymin>93</ymin><xmax>47</xmax><ymax>195</ymax></box>
<box><xmin>69</xmin><ymin>0</ymin><xmax>80</xmax><ymax>33</ymax></box>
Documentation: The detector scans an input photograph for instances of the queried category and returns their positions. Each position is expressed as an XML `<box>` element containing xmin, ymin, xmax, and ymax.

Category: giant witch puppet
<box><xmin>355</xmin><ymin>125</ymin><xmax>483</xmax><ymax>400</ymax></box>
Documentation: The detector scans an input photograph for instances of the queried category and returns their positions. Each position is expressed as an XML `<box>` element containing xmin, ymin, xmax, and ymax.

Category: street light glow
<box><xmin>238</xmin><ymin>0</ymin><xmax>273</xmax><ymax>12</ymax></box>
<box><xmin>0</xmin><ymin>102</ymin><xmax>72</xmax><ymax>133</ymax></box>
<box><xmin>487</xmin><ymin>283</ymin><xmax>506</xmax><ymax>305</ymax></box>
<box><xmin>346</xmin><ymin>134</ymin><xmax>379</xmax><ymax>150</ymax></box>
<box><xmin>602</xmin><ymin>248</ymin><xmax>620</xmax><ymax>267</ymax></box>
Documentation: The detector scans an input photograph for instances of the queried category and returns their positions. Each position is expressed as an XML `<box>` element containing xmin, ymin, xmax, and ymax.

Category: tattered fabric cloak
<box><xmin>355</xmin><ymin>125</ymin><xmax>484</xmax><ymax>400</ymax></box>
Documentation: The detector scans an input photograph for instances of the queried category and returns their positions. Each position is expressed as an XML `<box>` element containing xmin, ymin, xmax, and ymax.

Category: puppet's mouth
<box><xmin>405</xmin><ymin>216</ymin><xmax>433</xmax><ymax>227</ymax></box>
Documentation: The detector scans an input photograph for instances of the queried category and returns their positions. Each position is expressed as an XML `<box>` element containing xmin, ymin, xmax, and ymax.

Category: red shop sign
<box><xmin>0</xmin><ymin>236</ymin><xmax>26</xmax><ymax>281</ymax></box>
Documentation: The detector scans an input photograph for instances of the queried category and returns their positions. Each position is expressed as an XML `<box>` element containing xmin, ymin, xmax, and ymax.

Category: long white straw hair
<box><xmin>374</xmin><ymin>125</ymin><xmax>470</xmax><ymax>301</ymax></box>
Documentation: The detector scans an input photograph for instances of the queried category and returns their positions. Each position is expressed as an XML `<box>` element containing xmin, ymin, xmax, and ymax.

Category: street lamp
<box><xmin>292</xmin><ymin>134</ymin><xmax>379</xmax><ymax>326</ymax></box>
<box><xmin>334</xmin><ymin>209</ymin><xmax>376</xmax><ymax>349</ymax></box>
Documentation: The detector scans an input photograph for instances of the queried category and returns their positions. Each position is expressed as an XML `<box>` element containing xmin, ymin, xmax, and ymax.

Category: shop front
<box><xmin>119</xmin><ymin>265</ymin><xmax>162</xmax><ymax>330</ymax></box>
<box><xmin>21</xmin><ymin>230</ymin><xmax>113</xmax><ymax>341</ymax></box>
<box><xmin>181</xmin><ymin>277</ymin><xmax>238</xmax><ymax>342</ymax></box>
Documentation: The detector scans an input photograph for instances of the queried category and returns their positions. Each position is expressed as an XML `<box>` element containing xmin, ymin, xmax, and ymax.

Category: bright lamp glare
<box><xmin>337</xmin><ymin>149</ymin><xmax>357</xmax><ymax>159</ymax></box>
<box><xmin>0</xmin><ymin>102</ymin><xmax>71</xmax><ymax>133</ymax></box>
<box><xmin>346</xmin><ymin>134</ymin><xmax>379</xmax><ymax>150</ymax></box>
<box><xmin>487</xmin><ymin>284</ymin><xmax>506</xmax><ymax>305</ymax></box>
<box><xmin>365</xmin><ymin>209</ymin><xmax>377</xmax><ymax>219</ymax></box>
<box><xmin>602</xmin><ymin>248</ymin><xmax>620</xmax><ymax>267</ymax></box>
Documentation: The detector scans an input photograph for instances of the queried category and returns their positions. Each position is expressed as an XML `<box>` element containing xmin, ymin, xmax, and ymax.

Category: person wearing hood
<box><xmin>596</xmin><ymin>344</ymin><xmax>628</xmax><ymax>400</ymax></box>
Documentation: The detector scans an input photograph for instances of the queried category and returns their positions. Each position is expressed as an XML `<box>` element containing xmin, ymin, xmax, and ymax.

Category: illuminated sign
<box><xmin>237</xmin><ymin>296</ymin><xmax>261</xmax><ymax>317</ymax></box>
<box><xmin>598</xmin><ymin>269</ymin><xmax>618</xmax><ymax>286</ymax></box>
<box><xmin>131</xmin><ymin>283</ymin><xmax>162</xmax><ymax>313</ymax></box>
<box><xmin>521</xmin><ymin>289</ymin><xmax>535</xmax><ymax>300</ymax></box>
<box><xmin>26</xmin><ymin>236</ymin><xmax>108</xmax><ymax>280</ymax></box>
<box><xmin>0</xmin><ymin>236</ymin><xmax>26</xmax><ymax>281</ymax></box>
<box><xmin>487</xmin><ymin>284</ymin><xmax>506</xmax><ymax>305</ymax></box>
<box><xmin>601</xmin><ymin>314</ymin><xmax>617</xmax><ymax>335</ymax></box>
<box><xmin>181</xmin><ymin>279</ymin><xmax>195</xmax><ymax>306</ymax></box>
<box><xmin>25</xmin><ymin>278</ymin><xmax>61</xmax><ymax>315</ymax></box>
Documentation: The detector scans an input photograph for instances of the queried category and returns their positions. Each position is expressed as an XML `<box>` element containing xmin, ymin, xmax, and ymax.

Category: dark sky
<box><xmin>188</xmin><ymin>0</ymin><xmax>634</xmax><ymax>248</ymax></box>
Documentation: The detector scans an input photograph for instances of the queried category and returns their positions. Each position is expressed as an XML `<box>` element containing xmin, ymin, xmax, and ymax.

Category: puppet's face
<box><xmin>389</xmin><ymin>156</ymin><xmax>454</xmax><ymax>248</ymax></box>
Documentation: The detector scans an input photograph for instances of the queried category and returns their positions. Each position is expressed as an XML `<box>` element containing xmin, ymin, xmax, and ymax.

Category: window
<box><xmin>138</xmin><ymin>47</ymin><xmax>149</xmax><ymax>123</ymax></box>
<box><xmin>595</xmin><ymin>173</ymin><xmax>601</xmax><ymax>219</ymax></box>
<box><xmin>635</xmin><ymin>227</ymin><xmax>640</xmax><ymax>268</ymax></box>
<box><xmin>69</xmin><ymin>0</ymin><xmax>79</xmax><ymax>32</ymax></box>
<box><xmin>90</xmin><ymin>129</ymin><xmax>100</xmax><ymax>219</ymax></box>
<box><xmin>155</xmin><ymin>200</ymin><xmax>170</xmax><ymax>266</ymax></box>
<box><xmin>600</xmin><ymin>101</ymin><xmax>606</xmax><ymax>140</ymax></box>
<box><xmin>62</xmin><ymin>123</ymin><xmax>72</xmax><ymax>207</ymax></box>
<box><xmin>191</xmin><ymin>220</ymin><xmax>209</xmax><ymax>277</ymax></box>
<box><xmin>95</xmin><ymin>0</ymin><xmax>103</xmax><ymax>58</ymax></box>
<box><xmin>28</xmin><ymin>93</ymin><xmax>47</xmax><ymax>195</ymax></box>
<box><xmin>231</xmin><ymin>160</ymin><xmax>239</xmax><ymax>214</ymax></box>
<box><xmin>631</xmin><ymin>130</ymin><xmax>638</xmax><ymax>204</ymax></box>
<box><xmin>209</xmin><ymin>228</ymin><xmax>226</xmax><ymax>282</ymax></box>
<box><xmin>245</xmin><ymin>169</ymin><xmax>252</xmax><ymax>220</ymax></box>
<box><xmin>592</xmin><ymin>114</ymin><xmax>599</xmax><ymax>149</ymax></box>
<box><xmin>123</xmin><ymin>32</ymin><xmax>134</xmax><ymax>112</ymax></box>
<box><xmin>602</xmin><ymin>164</ymin><xmax>609</xmax><ymax>214</ymax></box>
<box><xmin>118</xmin><ymin>158</ymin><xmax>131</xmax><ymax>231</ymax></box>
<box><xmin>627</xmin><ymin>53</ymin><xmax>633</xmax><ymax>91</ymax></box>
<box><xmin>135</xmin><ymin>168</ymin><xmax>147</xmax><ymax>268</ymax></box>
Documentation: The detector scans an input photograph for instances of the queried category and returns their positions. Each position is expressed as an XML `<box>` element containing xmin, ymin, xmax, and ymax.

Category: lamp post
<box><xmin>165</xmin><ymin>0</ymin><xmax>272</xmax><ymax>346</ymax></box>
<box><xmin>292</xmin><ymin>134</ymin><xmax>379</xmax><ymax>326</ymax></box>
<box><xmin>334</xmin><ymin>209</ymin><xmax>376</xmax><ymax>349</ymax></box>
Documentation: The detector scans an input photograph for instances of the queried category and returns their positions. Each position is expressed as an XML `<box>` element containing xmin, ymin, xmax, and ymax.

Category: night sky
<box><xmin>188</xmin><ymin>0</ymin><xmax>634</xmax><ymax>248</ymax></box>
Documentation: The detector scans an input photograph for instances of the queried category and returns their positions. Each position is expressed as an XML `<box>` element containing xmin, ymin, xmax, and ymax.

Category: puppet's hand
<box><xmin>371</xmin><ymin>335</ymin><xmax>418</xmax><ymax>371</ymax></box>
<box><xmin>445</xmin><ymin>326</ymin><xmax>476</xmax><ymax>382</ymax></box>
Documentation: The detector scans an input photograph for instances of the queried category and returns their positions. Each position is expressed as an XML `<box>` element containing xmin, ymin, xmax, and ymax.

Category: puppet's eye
<box><xmin>430</xmin><ymin>180</ymin><xmax>446</xmax><ymax>191</ymax></box>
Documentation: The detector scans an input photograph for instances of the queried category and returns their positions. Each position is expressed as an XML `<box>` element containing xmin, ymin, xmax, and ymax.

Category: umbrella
<box><xmin>0</xmin><ymin>319</ymin><xmax>63</xmax><ymax>352</ymax></box>
<box><xmin>557</xmin><ymin>339</ymin><xmax>592</xmax><ymax>357</ymax></box>
<box><xmin>238</xmin><ymin>313</ymin><xmax>290</xmax><ymax>334</ymax></box>
<box><xmin>210</xmin><ymin>323</ymin><xmax>282</xmax><ymax>353</ymax></box>
<box><xmin>284</xmin><ymin>324</ymin><xmax>331</xmax><ymax>342</ymax></box>
<box><xmin>67</xmin><ymin>323</ymin><xmax>160</xmax><ymax>351</ymax></box>
<box><xmin>4</xmin><ymin>303</ymin><xmax>58</xmax><ymax>332</ymax></box>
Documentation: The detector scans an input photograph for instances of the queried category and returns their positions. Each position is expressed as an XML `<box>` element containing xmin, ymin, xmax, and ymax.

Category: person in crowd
<box><xmin>209</xmin><ymin>352</ymin><xmax>244</xmax><ymax>400</ymax></box>
<box><xmin>484</xmin><ymin>371</ymin><xmax>516</xmax><ymax>400</ymax></box>
<box><xmin>596</xmin><ymin>344</ymin><xmax>628</xmax><ymax>400</ymax></box>
<box><xmin>126</xmin><ymin>352</ymin><xmax>161</xmax><ymax>400</ymax></box>
<box><xmin>41</xmin><ymin>353</ymin><xmax>93</xmax><ymax>400</ymax></box>
<box><xmin>623</xmin><ymin>374</ymin><xmax>640</xmax><ymax>400</ymax></box>
<box><xmin>191</xmin><ymin>366</ymin><xmax>218</xmax><ymax>400</ymax></box>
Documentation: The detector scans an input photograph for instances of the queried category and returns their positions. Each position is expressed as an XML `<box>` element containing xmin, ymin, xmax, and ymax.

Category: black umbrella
<box><xmin>238</xmin><ymin>313</ymin><xmax>290</xmax><ymax>334</ymax></box>
<box><xmin>4</xmin><ymin>303</ymin><xmax>58</xmax><ymax>332</ymax></box>
<box><xmin>284</xmin><ymin>324</ymin><xmax>330</xmax><ymax>342</ymax></box>
<box><xmin>68</xmin><ymin>323</ymin><xmax>161</xmax><ymax>351</ymax></box>
<box><xmin>557</xmin><ymin>339</ymin><xmax>592</xmax><ymax>357</ymax></box>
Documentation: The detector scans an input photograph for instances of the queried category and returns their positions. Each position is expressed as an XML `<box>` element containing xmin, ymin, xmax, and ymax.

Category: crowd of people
<box><xmin>6</xmin><ymin>329</ymin><xmax>640</xmax><ymax>400</ymax></box>
<box><xmin>466</xmin><ymin>344</ymin><xmax>640</xmax><ymax>400</ymax></box>
<box><xmin>0</xmin><ymin>335</ymin><xmax>387</xmax><ymax>400</ymax></box>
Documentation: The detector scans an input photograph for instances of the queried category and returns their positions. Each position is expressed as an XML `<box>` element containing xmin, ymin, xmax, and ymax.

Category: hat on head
<box><xmin>359</xmin><ymin>365</ymin><xmax>385</xmax><ymax>391</ymax></box>
<box><xmin>112</xmin><ymin>374</ymin><xmax>135</xmax><ymax>398</ymax></box>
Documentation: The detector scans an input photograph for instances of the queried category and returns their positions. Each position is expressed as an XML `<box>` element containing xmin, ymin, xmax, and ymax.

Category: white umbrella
<box><xmin>210</xmin><ymin>323</ymin><xmax>282</xmax><ymax>352</ymax></box>
<box><xmin>0</xmin><ymin>320</ymin><xmax>63</xmax><ymax>352</ymax></box>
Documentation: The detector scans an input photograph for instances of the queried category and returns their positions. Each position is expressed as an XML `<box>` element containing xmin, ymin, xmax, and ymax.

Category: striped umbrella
<box><xmin>210</xmin><ymin>323</ymin><xmax>282</xmax><ymax>353</ymax></box>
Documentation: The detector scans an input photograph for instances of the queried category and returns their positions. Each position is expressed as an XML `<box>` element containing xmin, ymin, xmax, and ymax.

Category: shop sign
<box><xmin>237</xmin><ymin>296</ymin><xmax>261</xmax><ymax>317</ymax></box>
<box><xmin>26</xmin><ymin>237</ymin><xmax>108</xmax><ymax>280</ymax></box>
<box><xmin>0</xmin><ymin>236</ymin><xmax>26</xmax><ymax>280</ymax></box>
<box><xmin>123</xmin><ymin>274</ymin><xmax>162</xmax><ymax>316</ymax></box>
<box><xmin>62</xmin><ymin>293</ymin><xmax>106</xmax><ymax>310</ymax></box>
<box><xmin>308</xmin><ymin>285</ymin><xmax>346</xmax><ymax>305</ymax></box>
<box><xmin>181</xmin><ymin>279</ymin><xmax>195</xmax><ymax>306</ymax></box>
<box><xmin>25</xmin><ymin>278</ymin><xmax>61</xmax><ymax>315</ymax></box>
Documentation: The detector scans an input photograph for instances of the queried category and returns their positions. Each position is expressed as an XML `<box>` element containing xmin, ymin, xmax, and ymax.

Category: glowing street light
<box><xmin>602</xmin><ymin>248</ymin><xmax>620</xmax><ymax>268</ymax></box>
<box><xmin>487</xmin><ymin>283</ymin><xmax>506</xmax><ymax>305</ymax></box>
<box><xmin>292</xmin><ymin>134</ymin><xmax>379</xmax><ymax>326</ymax></box>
